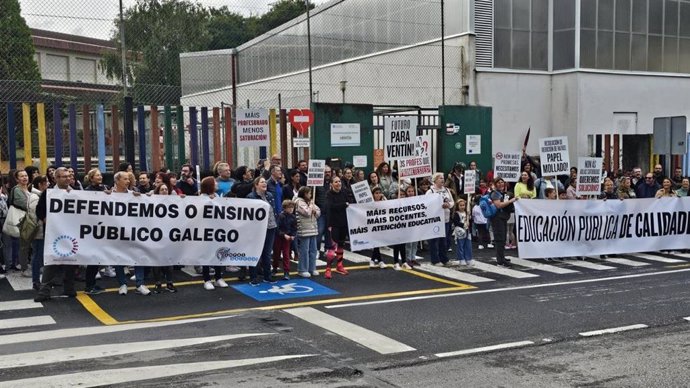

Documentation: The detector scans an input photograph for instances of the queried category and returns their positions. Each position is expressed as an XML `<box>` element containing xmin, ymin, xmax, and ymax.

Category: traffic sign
<box><xmin>288</xmin><ymin>109</ymin><xmax>314</xmax><ymax>135</ymax></box>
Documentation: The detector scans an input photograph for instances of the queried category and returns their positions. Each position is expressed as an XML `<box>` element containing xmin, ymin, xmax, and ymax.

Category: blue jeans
<box><xmin>31</xmin><ymin>239</ymin><xmax>44</xmax><ymax>285</ymax></box>
<box><xmin>316</xmin><ymin>214</ymin><xmax>330</xmax><ymax>252</ymax></box>
<box><xmin>429</xmin><ymin>222</ymin><xmax>449</xmax><ymax>264</ymax></box>
<box><xmin>404</xmin><ymin>241</ymin><xmax>417</xmax><ymax>262</ymax></box>
<box><xmin>456</xmin><ymin>237</ymin><xmax>473</xmax><ymax>262</ymax></box>
<box><xmin>297</xmin><ymin>235</ymin><xmax>317</xmax><ymax>273</ymax></box>
<box><xmin>250</xmin><ymin>227</ymin><xmax>276</xmax><ymax>282</ymax></box>
<box><xmin>115</xmin><ymin>266</ymin><xmax>145</xmax><ymax>287</ymax></box>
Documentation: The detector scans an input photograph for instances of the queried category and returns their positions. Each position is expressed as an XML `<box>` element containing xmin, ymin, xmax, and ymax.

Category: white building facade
<box><xmin>181</xmin><ymin>0</ymin><xmax>690</xmax><ymax>173</ymax></box>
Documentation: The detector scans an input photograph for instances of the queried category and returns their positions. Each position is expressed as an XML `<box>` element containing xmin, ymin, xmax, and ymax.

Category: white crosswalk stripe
<box><xmin>628</xmin><ymin>253</ymin><xmax>686</xmax><ymax>263</ymax></box>
<box><xmin>0</xmin><ymin>316</ymin><xmax>56</xmax><ymax>330</ymax></box>
<box><xmin>343</xmin><ymin>249</ymin><xmax>373</xmax><ymax>263</ymax></box>
<box><xmin>506</xmin><ymin>257</ymin><xmax>580</xmax><ymax>274</ymax></box>
<box><xmin>470</xmin><ymin>261</ymin><xmax>540</xmax><ymax>279</ymax></box>
<box><xmin>668</xmin><ymin>252</ymin><xmax>690</xmax><ymax>260</ymax></box>
<box><xmin>4</xmin><ymin>271</ymin><xmax>34</xmax><ymax>291</ymax></box>
<box><xmin>0</xmin><ymin>299</ymin><xmax>43</xmax><ymax>312</ymax></box>
<box><xmin>561</xmin><ymin>259</ymin><xmax>617</xmax><ymax>270</ymax></box>
<box><xmin>417</xmin><ymin>263</ymin><xmax>494</xmax><ymax>283</ymax></box>
<box><xmin>595</xmin><ymin>257</ymin><xmax>650</xmax><ymax>267</ymax></box>
<box><xmin>378</xmin><ymin>246</ymin><xmax>424</xmax><ymax>260</ymax></box>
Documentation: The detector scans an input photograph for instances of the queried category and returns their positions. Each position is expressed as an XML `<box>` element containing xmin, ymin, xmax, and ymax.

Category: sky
<box><xmin>19</xmin><ymin>0</ymin><xmax>329</xmax><ymax>40</ymax></box>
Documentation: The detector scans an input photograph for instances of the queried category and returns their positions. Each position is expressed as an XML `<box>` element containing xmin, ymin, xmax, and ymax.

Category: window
<box><xmin>44</xmin><ymin>54</ymin><xmax>69</xmax><ymax>81</ymax></box>
<box><xmin>494</xmin><ymin>0</ymin><xmax>551</xmax><ymax>70</ymax></box>
<box><xmin>554</xmin><ymin>0</ymin><xmax>576</xmax><ymax>69</ymax></box>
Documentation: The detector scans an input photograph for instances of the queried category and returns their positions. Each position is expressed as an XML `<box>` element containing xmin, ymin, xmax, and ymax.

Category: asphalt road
<box><xmin>0</xmin><ymin>247</ymin><xmax>689</xmax><ymax>386</ymax></box>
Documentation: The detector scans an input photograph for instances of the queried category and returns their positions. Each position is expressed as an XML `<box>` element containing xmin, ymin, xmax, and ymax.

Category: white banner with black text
<box><xmin>515</xmin><ymin>197</ymin><xmax>690</xmax><ymax>258</ymax></box>
<box><xmin>44</xmin><ymin>190</ymin><xmax>270</xmax><ymax>266</ymax></box>
<box><xmin>346</xmin><ymin>194</ymin><xmax>445</xmax><ymax>251</ymax></box>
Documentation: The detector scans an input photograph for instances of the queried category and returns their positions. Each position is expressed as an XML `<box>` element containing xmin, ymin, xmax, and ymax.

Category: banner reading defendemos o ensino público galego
<box><xmin>346</xmin><ymin>194</ymin><xmax>445</xmax><ymax>251</ymax></box>
<box><xmin>515</xmin><ymin>197</ymin><xmax>690</xmax><ymax>259</ymax></box>
<box><xmin>44</xmin><ymin>190</ymin><xmax>270</xmax><ymax>266</ymax></box>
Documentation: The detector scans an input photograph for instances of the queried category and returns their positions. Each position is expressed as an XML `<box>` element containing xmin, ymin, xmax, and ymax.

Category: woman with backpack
<box><xmin>472</xmin><ymin>194</ymin><xmax>492</xmax><ymax>250</ymax></box>
<box><xmin>490</xmin><ymin>178</ymin><xmax>518</xmax><ymax>267</ymax></box>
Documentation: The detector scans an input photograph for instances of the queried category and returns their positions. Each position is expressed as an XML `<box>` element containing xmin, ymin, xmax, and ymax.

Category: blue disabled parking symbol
<box><xmin>232</xmin><ymin>279</ymin><xmax>339</xmax><ymax>302</ymax></box>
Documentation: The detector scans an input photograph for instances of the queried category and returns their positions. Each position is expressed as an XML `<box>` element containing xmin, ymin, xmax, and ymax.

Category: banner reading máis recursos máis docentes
<box><xmin>515</xmin><ymin>197</ymin><xmax>690</xmax><ymax>258</ymax></box>
<box><xmin>44</xmin><ymin>190</ymin><xmax>269</xmax><ymax>266</ymax></box>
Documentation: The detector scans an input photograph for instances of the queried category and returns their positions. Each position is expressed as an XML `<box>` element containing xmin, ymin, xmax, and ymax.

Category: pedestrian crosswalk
<box><xmin>0</xmin><ymin>299</ymin><xmax>56</xmax><ymax>331</ymax></box>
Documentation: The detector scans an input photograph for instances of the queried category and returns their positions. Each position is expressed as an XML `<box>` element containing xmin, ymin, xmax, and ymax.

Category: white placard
<box><xmin>415</xmin><ymin>135</ymin><xmax>431</xmax><ymax>157</ymax></box>
<box><xmin>307</xmin><ymin>159</ymin><xmax>326</xmax><ymax>186</ymax></box>
<box><xmin>293</xmin><ymin>137</ymin><xmax>310</xmax><ymax>148</ymax></box>
<box><xmin>44</xmin><ymin>190</ymin><xmax>269</xmax><ymax>266</ymax></box>
<box><xmin>353</xmin><ymin>155</ymin><xmax>367</xmax><ymax>168</ymax></box>
<box><xmin>516</xmin><ymin>197</ymin><xmax>690</xmax><ymax>259</ymax></box>
<box><xmin>466</xmin><ymin>135</ymin><xmax>481</xmax><ymax>155</ymax></box>
<box><xmin>331</xmin><ymin>123</ymin><xmax>361</xmax><ymax>147</ymax></box>
<box><xmin>351</xmin><ymin>180</ymin><xmax>374</xmax><ymax>204</ymax></box>
<box><xmin>235</xmin><ymin>108</ymin><xmax>270</xmax><ymax>148</ymax></box>
<box><xmin>398</xmin><ymin>156</ymin><xmax>433</xmax><ymax>179</ymax></box>
<box><xmin>576</xmin><ymin>157</ymin><xmax>603</xmax><ymax>196</ymax></box>
<box><xmin>539</xmin><ymin>136</ymin><xmax>570</xmax><ymax>176</ymax></box>
<box><xmin>384</xmin><ymin>117</ymin><xmax>417</xmax><ymax>161</ymax></box>
<box><xmin>346</xmin><ymin>195</ymin><xmax>445</xmax><ymax>251</ymax></box>
<box><xmin>463</xmin><ymin>170</ymin><xmax>476</xmax><ymax>194</ymax></box>
<box><xmin>493</xmin><ymin>151</ymin><xmax>522</xmax><ymax>182</ymax></box>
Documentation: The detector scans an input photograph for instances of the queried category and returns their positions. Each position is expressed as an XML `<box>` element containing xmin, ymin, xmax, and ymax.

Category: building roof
<box><xmin>31</xmin><ymin>28</ymin><xmax>117</xmax><ymax>56</ymax></box>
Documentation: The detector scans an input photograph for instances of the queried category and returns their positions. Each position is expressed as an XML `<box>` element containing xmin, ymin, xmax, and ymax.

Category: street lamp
<box><xmin>339</xmin><ymin>80</ymin><xmax>347</xmax><ymax>104</ymax></box>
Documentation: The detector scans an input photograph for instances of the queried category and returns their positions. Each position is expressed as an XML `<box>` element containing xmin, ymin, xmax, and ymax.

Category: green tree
<box><xmin>0</xmin><ymin>0</ymin><xmax>41</xmax><ymax>100</ymax></box>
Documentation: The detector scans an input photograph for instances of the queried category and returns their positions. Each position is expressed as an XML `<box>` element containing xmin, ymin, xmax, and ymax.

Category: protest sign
<box><xmin>398</xmin><ymin>156</ymin><xmax>432</xmax><ymax>179</ymax></box>
<box><xmin>307</xmin><ymin>159</ymin><xmax>326</xmax><ymax>186</ymax></box>
<box><xmin>493</xmin><ymin>151</ymin><xmax>522</xmax><ymax>182</ymax></box>
<box><xmin>515</xmin><ymin>197</ymin><xmax>690</xmax><ymax>259</ymax></box>
<box><xmin>351</xmin><ymin>180</ymin><xmax>374</xmax><ymax>204</ymax></box>
<box><xmin>539</xmin><ymin>136</ymin><xmax>570</xmax><ymax>176</ymax></box>
<box><xmin>464</xmin><ymin>170</ymin><xmax>476</xmax><ymax>195</ymax></box>
<box><xmin>235</xmin><ymin>108</ymin><xmax>270</xmax><ymax>148</ymax></box>
<box><xmin>44</xmin><ymin>190</ymin><xmax>270</xmax><ymax>266</ymax></box>
<box><xmin>384</xmin><ymin>117</ymin><xmax>417</xmax><ymax>161</ymax></box>
<box><xmin>576</xmin><ymin>157</ymin><xmax>603</xmax><ymax>196</ymax></box>
<box><xmin>346</xmin><ymin>194</ymin><xmax>445</xmax><ymax>251</ymax></box>
<box><xmin>415</xmin><ymin>135</ymin><xmax>431</xmax><ymax>157</ymax></box>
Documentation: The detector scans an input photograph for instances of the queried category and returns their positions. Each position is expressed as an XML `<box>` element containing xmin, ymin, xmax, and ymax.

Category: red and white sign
<box><xmin>288</xmin><ymin>109</ymin><xmax>314</xmax><ymax>135</ymax></box>
<box><xmin>493</xmin><ymin>151</ymin><xmax>521</xmax><ymax>182</ymax></box>
<box><xmin>398</xmin><ymin>156</ymin><xmax>432</xmax><ymax>179</ymax></box>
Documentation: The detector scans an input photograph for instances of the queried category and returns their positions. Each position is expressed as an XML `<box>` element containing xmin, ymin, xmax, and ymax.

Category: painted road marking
<box><xmin>0</xmin><ymin>316</ymin><xmax>237</xmax><ymax>346</ymax></box>
<box><xmin>628</xmin><ymin>253</ymin><xmax>685</xmax><ymax>264</ymax></box>
<box><xmin>0</xmin><ymin>333</ymin><xmax>273</xmax><ymax>369</ymax></box>
<box><xmin>343</xmin><ymin>250</ymin><xmax>373</xmax><ymax>263</ymax></box>
<box><xmin>285</xmin><ymin>307</ymin><xmax>415</xmax><ymax>354</ymax></box>
<box><xmin>180</xmin><ymin>266</ymin><xmax>202</xmax><ymax>277</ymax></box>
<box><xmin>684</xmin><ymin>317</ymin><xmax>690</xmax><ymax>322</ymax></box>
<box><xmin>378</xmin><ymin>246</ymin><xmax>424</xmax><ymax>261</ymax></box>
<box><xmin>0</xmin><ymin>300</ymin><xmax>43</xmax><ymax>312</ymax></box>
<box><xmin>595</xmin><ymin>257</ymin><xmax>650</xmax><ymax>267</ymax></box>
<box><xmin>325</xmin><ymin>267</ymin><xmax>690</xmax><ymax>309</ymax></box>
<box><xmin>435</xmin><ymin>341</ymin><xmax>535</xmax><ymax>358</ymax></box>
<box><xmin>579</xmin><ymin>324</ymin><xmax>649</xmax><ymax>337</ymax></box>
<box><xmin>0</xmin><ymin>354</ymin><xmax>315</xmax><ymax>388</ymax></box>
<box><xmin>232</xmin><ymin>279</ymin><xmax>339</xmax><ymax>302</ymax></box>
<box><xmin>669</xmin><ymin>252</ymin><xmax>690</xmax><ymax>260</ymax></box>
<box><xmin>506</xmin><ymin>257</ymin><xmax>580</xmax><ymax>274</ymax></box>
<box><xmin>417</xmin><ymin>263</ymin><xmax>494</xmax><ymax>283</ymax></box>
<box><xmin>0</xmin><ymin>316</ymin><xmax>56</xmax><ymax>330</ymax></box>
<box><xmin>562</xmin><ymin>259</ymin><xmax>616</xmax><ymax>270</ymax></box>
<box><xmin>470</xmin><ymin>261</ymin><xmax>540</xmax><ymax>279</ymax></box>
<box><xmin>4</xmin><ymin>271</ymin><xmax>33</xmax><ymax>291</ymax></box>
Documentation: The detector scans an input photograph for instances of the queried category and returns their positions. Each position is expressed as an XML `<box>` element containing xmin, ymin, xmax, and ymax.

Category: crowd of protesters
<box><xmin>0</xmin><ymin>150</ymin><xmax>687</xmax><ymax>301</ymax></box>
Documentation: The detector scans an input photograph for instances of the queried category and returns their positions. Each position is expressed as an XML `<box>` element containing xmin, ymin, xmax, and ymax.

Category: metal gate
<box><xmin>373</xmin><ymin>109</ymin><xmax>440</xmax><ymax>173</ymax></box>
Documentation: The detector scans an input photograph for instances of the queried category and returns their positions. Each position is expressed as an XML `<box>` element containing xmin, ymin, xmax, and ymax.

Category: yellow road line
<box><xmin>401</xmin><ymin>268</ymin><xmax>473</xmax><ymax>287</ymax></box>
<box><xmin>666</xmin><ymin>263</ymin><xmax>690</xmax><ymax>269</ymax></box>
<box><xmin>84</xmin><ymin>285</ymin><xmax>474</xmax><ymax>325</ymax></box>
<box><xmin>76</xmin><ymin>293</ymin><xmax>119</xmax><ymax>325</ymax></box>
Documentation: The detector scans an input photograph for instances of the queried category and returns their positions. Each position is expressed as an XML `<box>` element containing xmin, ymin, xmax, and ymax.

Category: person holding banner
<box><xmin>294</xmin><ymin>187</ymin><xmax>321</xmax><ymax>278</ymax></box>
<box><xmin>491</xmin><ymin>178</ymin><xmax>518</xmax><ymax>267</ymax></box>
<box><xmin>402</xmin><ymin>185</ymin><xmax>419</xmax><ymax>268</ymax></box>
<box><xmin>199</xmin><ymin>177</ymin><xmax>229</xmax><ymax>291</ymax></box>
<box><xmin>617</xmin><ymin>176</ymin><xmax>636</xmax><ymax>199</ymax></box>
<box><xmin>150</xmin><ymin>183</ymin><xmax>178</xmax><ymax>293</ymax></box>
<box><xmin>83</xmin><ymin>168</ymin><xmax>112</xmax><ymax>294</ymax></box>
<box><xmin>324</xmin><ymin>176</ymin><xmax>350</xmax><ymax>279</ymax></box>
<box><xmin>655</xmin><ymin>178</ymin><xmax>678</xmax><ymax>198</ymax></box>
<box><xmin>677</xmin><ymin>178</ymin><xmax>689</xmax><ymax>197</ymax></box>
<box><xmin>176</xmin><ymin>164</ymin><xmax>198</xmax><ymax>196</ymax></box>
<box><xmin>368</xmin><ymin>188</ymin><xmax>388</xmax><ymax>270</ymax></box>
<box><xmin>598</xmin><ymin>178</ymin><xmax>618</xmax><ymax>200</ymax></box>
<box><xmin>425</xmin><ymin>173</ymin><xmax>453</xmax><ymax>267</ymax></box>
<box><xmin>247</xmin><ymin>177</ymin><xmax>278</xmax><ymax>286</ymax></box>
<box><xmin>34</xmin><ymin>168</ymin><xmax>77</xmax><ymax>303</ymax></box>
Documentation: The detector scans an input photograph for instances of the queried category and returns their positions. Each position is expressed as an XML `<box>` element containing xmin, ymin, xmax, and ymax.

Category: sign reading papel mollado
<box><xmin>346</xmin><ymin>195</ymin><xmax>445</xmax><ymax>251</ymax></box>
<box><xmin>44</xmin><ymin>190</ymin><xmax>269</xmax><ymax>266</ymax></box>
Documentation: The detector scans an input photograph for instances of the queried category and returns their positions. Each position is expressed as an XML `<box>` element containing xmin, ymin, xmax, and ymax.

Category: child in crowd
<box><xmin>274</xmin><ymin>200</ymin><xmax>297</xmax><ymax>280</ymax></box>
<box><xmin>403</xmin><ymin>185</ymin><xmax>419</xmax><ymax>268</ymax></box>
<box><xmin>472</xmin><ymin>194</ymin><xmax>492</xmax><ymax>249</ymax></box>
<box><xmin>369</xmin><ymin>187</ymin><xmax>387</xmax><ymax>269</ymax></box>
<box><xmin>452</xmin><ymin>198</ymin><xmax>473</xmax><ymax>266</ymax></box>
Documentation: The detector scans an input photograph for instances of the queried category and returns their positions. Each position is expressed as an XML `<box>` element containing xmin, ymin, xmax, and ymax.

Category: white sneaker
<box><xmin>299</xmin><ymin>272</ymin><xmax>311</xmax><ymax>278</ymax></box>
<box><xmin>487</xmin><ymin>243</ymin><xmax>495</xmax><ymax>248</ymax></box>
<box><xmin>129</xmin><ymin>275</ymin><xmax>136</xmax><ymax>281</ymax></box>
<box><xmin>215</xmin><ymin>279</ymin><xmax>229</xmax><ymax>288</ymax></box>
<box><xmin>369</xmin><ymin>260</ymin><xmax>377</xmax><ymax>268</ymax></box>
<box><xmin>118</xmin><ymin>284</ymin><xmax>128</xmax><ymax>295</ymax></box>
<box><xmin>103</xmin><ymin>266</ymin><xmax>116</xmax><ymax>277</ymax></box>
<box><xmin>95</xmin><ymin>272</ymin><xmax>102</xmax><ymax>279</ymax></box>
<box><xmin>393</xmin><ymin>263</ymin><xmax>401</xmax><ymax>271</ymax></box>
<box><xmin>478</xmin><ymin>245</ymin><xmax>485</xmax><ymax>250</ymax></box>
<box><xmin>379</xmin><ymin>261</ymin><xmax>387</xmax><ymax>269</ymax></box>
<box><xmin>433</xmin><ymin>262</ymin><xmax>444</xmax><ymax>267</ymax></box>
<box><xmin>402</xmin><ymin>262</ymin><xmax>412</xmax><ymax>270</ymax></box>
<box><xmin>203</xmin><ymin>281</ymin><xmax>215</xmax><ymax>291</ymax></box>
<box><xmin>459</xmin><ymin>260</ymin><xmax>467</xmax><ymax>266</ymax></box>
<box><xmin>136</xmin><ymin>285</ymin><xmax>151</xmax><ymax>295</ymax></box>
<box><xmin>466</xmin><ymin>260</ymin><xmax>474</xmax><ymax>267</ymax></box>
<box><xmin>311</xmin><ymin>270</ymin><xmax>319</xmax><ymax>277</ymax></box>
<box><xmin>226</xmin><ymin>266</ymin><xmax>240</xmax><ymax>272</ymax></box>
